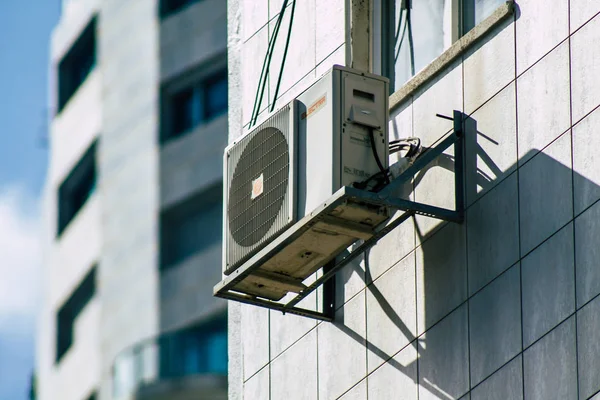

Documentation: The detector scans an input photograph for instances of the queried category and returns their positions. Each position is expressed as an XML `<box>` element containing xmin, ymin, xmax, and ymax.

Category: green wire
<box><xmin>250</xmin><ymin>12</ymin><xmax>283</xmax><ymax>126</ymax></box>
<box><xmin>270</xmin><ymin>0</ymin><xmax>296</xmax><ymax>113</ymax></box>
<box><xmin>406</xmin><ymin>0</ymin><xmax>415</xmax><ymax>76</ymax></box>
<box><xmin>249</xmin><ymin>0</ymin><xmax>289</xmax><ymax>127</ymax></box>
<box><xmin>394</xmin><ymin>9</ymin><xmax>408</xmax><ymax>63</ymax></box>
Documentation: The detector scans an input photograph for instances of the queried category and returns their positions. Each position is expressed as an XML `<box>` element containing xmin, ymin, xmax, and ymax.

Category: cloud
<box><xmin>0</xmin><ymin>185</ymin><xmax>41</xmax><ymax>329</ymax></box>
<box><xmin>0</xmin><ymin>185</ymin><xmax>40</xmax><ymax>400</ymax></box>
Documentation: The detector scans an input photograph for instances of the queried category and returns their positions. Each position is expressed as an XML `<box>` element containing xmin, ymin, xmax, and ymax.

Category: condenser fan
<box><xmin>228</xmin><ymin>127</ymin><xmax>289</xmax><ymax>246</ymax></box>
<box><xmin>224</xmin><ymin>102</ymin><xmax>296</xmax><ymax>274</ymax></box>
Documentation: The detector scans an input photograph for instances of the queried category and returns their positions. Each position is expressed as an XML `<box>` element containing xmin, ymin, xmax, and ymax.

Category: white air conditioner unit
<box><xmin>223</xmin><ymin>65</ymin><xmax>389</xmax><ymax>276</ymax></box>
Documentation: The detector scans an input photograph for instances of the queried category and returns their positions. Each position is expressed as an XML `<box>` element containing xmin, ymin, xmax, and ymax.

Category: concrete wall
<box><xmin>37</xmin><ymin>1</ymin><xmax>103</xmax><ymax>399</ymax></box>
<box><xmin>160</xmin><ymin>115</ymin><xmax>227</xmax><ymax>210</ymax></box>
<box><xmin>230</xmin><ymin>1</ymin><xmax>600</xmax><ymax>399</ymax></box>
<box><xmin>40</xmin><ymin>1</ymin><xmax>229</xmax><ymax>399</ymax></box>
<box><xmin>159</xmin><ymin>0</ymin><xmax>227</xmax><ymax>82</ymax></box>
<box><xmin>157</xmin><ymin>0</ymin><xmax>228</xmax><ymax>334</ymax></box>
<box><xmin>97</xmin><ymin>1</ymin><xmax>161</xmax><ymax>399</ymax></box>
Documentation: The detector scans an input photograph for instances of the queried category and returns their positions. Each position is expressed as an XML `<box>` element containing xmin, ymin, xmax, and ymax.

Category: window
<box><xmin>159</xmin><ymin>314</ymin><xmax>227</xmax><ymax>378</ymax></box>
<box><xmin>382</xmin><ymin>0</ymin><xmax>505</xmax><ymax>92</ymax></box>
<box><xmin>57</xmin><ymin>16</ymin><xmax>97</xmax><ymax>113</ymax></box>
<box><xmin>160</xmin><ymin>0</ymin><xmax>203</xmax><ymax>18</ymax></box>
<box><xmin>57</xmin><ymin>141</ymin><xmax>97</xmax><ymax>236</ymax></box>
<box><xmin>56</xmin><ymin>266</ymin><xmax>96</xmax><ymax>363</ymax></box>
<box><xmin>112</xmin><ymin>314</ymin><xmax>227</xmax><ymax>398</ymax></box>
<box><xmin>462</xmin><ymin>0</ymin><xmax>506</xmax><ymax>33</ymax></box>
<box><xmin>204</xmin><ymin>71</ymin><xmax>228</xmax><ymax>120</ymax></box>
<box><xmin>162</xmin><ymin>68</ymin><xmax>228</xmax><ymax>142</ymax></box>
<box><xmin>159</xmin><ymin>184</ymin><xmax>222</xmax><ymax>270</ymax></box>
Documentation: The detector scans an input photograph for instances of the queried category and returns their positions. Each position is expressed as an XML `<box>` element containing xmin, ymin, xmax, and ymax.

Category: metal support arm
<box><xmin>214</xmin><ymin>111</ymin><xmax>465</xmax><ymax>321</ymax></box>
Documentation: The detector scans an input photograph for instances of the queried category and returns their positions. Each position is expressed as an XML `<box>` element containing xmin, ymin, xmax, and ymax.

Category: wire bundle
<box><xmin>394</xmin><ymin>0</ymin><xmax>415</xmax><ymax>76</ymax></box>
<box><xmin>354</xmin><ymin>134</ymin><xmax>423</xmax><ymax>193</ymax></box>
<box><xmin>389</xmin><ymin>137</ymin><xmax>421</xmax><ymax>158</ymax></box>
<box><xmin>249</xmin><ymin>0</ymin><xmax>297</xmax><ymax>128</ymax></box>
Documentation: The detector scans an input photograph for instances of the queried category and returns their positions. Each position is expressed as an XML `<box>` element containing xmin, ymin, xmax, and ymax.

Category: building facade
<box><xmin>228</xmin><ymin>0</ymin><xmax>600</xmax><ymax>399</ymax></box>
<box><xmin>36</xmin><ymin>0</ymin><xmax>229</xmax><ymax>399</ymax></box>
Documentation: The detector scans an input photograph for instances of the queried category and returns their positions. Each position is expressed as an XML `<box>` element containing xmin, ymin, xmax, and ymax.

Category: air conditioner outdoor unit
<box><xmin>223</xmin><ymin>65</ymin><xmax>390</xmax><ymax>295</ymax></box>
<box><xmin>224</xmin><ymin>102</ymin><xmax>297</xmax><ymax>274</ymax></box>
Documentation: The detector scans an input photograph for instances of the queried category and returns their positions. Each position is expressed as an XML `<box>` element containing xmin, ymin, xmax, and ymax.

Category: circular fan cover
<box><xmin>228</xmin><ymin>127</ymin><xmax>290</xmax><ymax>247</ymax></box>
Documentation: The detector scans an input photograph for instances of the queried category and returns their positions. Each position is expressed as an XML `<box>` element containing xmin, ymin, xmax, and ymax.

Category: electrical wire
<box><xmin>249</xmin><ymin>0</ymin><xmax>289</xmax><ymax>127</ymax></box>
<box><xmin>354</xmin><ymin>134</ymin><xmax>423</xmax><ymax>193</ymax></box>
<box><xmin>270</xmin><ymin>0</ymin><xmax>296</xmax><ymax>112</ymax></box>
<box><xmin>250</xmin><ymin>7</ymin><xmax>285</xmax><ymax>126</ymax></box>
<box><xmin>368</xmin><ymin>128</ymin><xmax>390</xmax><ymax>185</ymax></box>
<box><xmin>389</xmin><ymin>137</ymin><xmax>421</xmax><ymax>157</ymax></box>
<box><xmin>406</xmin><ymin>0</ymin><xmax>416</xmax><ymax>76</ymax></box>
<box><xmin>394</xmin><ymin>9</ymin><xmax>408</xmax><ymax>63</ymax></box>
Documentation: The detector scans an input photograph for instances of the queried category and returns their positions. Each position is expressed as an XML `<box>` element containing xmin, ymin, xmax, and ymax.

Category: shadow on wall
<box><xmin>332</xmin><ymin>108</ymin><xmax>594</xmax><ymax>399</ymax></box>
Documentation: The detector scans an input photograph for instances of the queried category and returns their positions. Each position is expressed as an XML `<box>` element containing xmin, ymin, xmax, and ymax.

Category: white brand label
<box><xmin>251</xmin><ymin>174</ymin><xmax>264</xmax><ymax>199</ymax></box>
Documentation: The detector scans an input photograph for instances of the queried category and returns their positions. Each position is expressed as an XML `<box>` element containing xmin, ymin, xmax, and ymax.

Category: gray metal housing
<box><xmin>296</xmin><ymin>65</ymin><xmax>390</xmax><ymax>217</ymax></box>
<box><xmin>223</xmin><ymin>65</ymin><xmax>389</xmax><ymax>275</ymax></box>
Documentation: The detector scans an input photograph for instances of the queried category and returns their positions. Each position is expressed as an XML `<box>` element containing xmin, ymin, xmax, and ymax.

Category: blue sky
<box><xmin>0</xmin><ymin>1</ymin><xmax>59</xmax><ymax>399</ymax></box>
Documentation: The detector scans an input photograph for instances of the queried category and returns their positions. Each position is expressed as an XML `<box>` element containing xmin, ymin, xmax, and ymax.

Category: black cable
<box><xmin>390</xmin><ymin>136</ymin><xmax>420</xmax><ymax>144</ymax></box>
<box><xmin>393</xmin><ymin>2</ymin><xmax>404</xmax><ymax>42</ymax></box>
<box><xmin>251</xmin><ymin>9</ymin><xmax>285</xmax><ymax>126</ymax></box>
<box><xmin>249</xmin><ymin>0</ymin><xmax>288</xmax><ymax>127</ymax></box>
<box><xmin>368</xmin><ymin>128</ymin><xmax>389</xmax><ymax>185</ymax></box>
<box><xmin>394</xmin><ymin>9</ymin><xmax>408</xmax><ymax>62</ymax></box>
<box><xmin>405</xmin><ymin>0</ymin><xmax>416</xmax><ymax>76</ymax></box>
<box><xmin>249</xmin><ymin>21</ymin><xmax>280</xmax><ymax>126</ymax></box>
<box><xmin>353</xmin><ymin>170</ymin><xmax>388</xmax><ymax>192</ymax></box>
<box><xmin>389</xmin><ymin>144</ymin><xmax>411</xmax><ymax>154</ymax></box>
<box><xmin>270</xmin><ymin>0</ymin><xmax>296</xmax><ymax>112</ymax></box>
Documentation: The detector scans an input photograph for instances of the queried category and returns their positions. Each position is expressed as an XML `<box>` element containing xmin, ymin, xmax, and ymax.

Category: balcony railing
<box><xmin>112</xmin><ymin>315</ymin><xmax>227</xmax><ymax>399</ymax></box>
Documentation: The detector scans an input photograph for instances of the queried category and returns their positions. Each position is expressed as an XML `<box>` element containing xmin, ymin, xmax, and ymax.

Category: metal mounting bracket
<box><xmin>214</xmin><ymin>111</ymin><xmax>465</xmax><ymax>321</ymax></box>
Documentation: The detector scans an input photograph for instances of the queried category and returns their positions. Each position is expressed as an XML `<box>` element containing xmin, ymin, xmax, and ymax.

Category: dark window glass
<box><xmin>159</xmin><ymin>314</ymin><xmax>228</xmax><ymax>378</ymax></box>
<box><xmin>171</xmin><ymin>87</ymin><xmax>198</xmax><ymax>136</ymax></box>
<box><xmin>57</xmin><ymin>16</ymin><xmax>97</xmax><ymax>113</ymax></box>
<box><xmin>160</xmin><ymin>0</ymin><xmax>202</xmax><ymax>17</ymax></box>
<box><xmin>57</xmin><ymin>141</ymin><xmax>97</xmax><ymax>236</ymax></box>
<box><xmin>160</xmin><ymin>185</ymin><xmax>222</xmax><ymax>269</ymax></box>
<box><xmin>162</xmin><ymin>67</ymin><xmax>227</xmax><ymax>142</ymax></box>
<box><xmin>56</xmin><ymin>266</ymin><xmax>96</xmax><ymax>363</ymax></box>
<box><xmin>204</xmin><ymin>72</ymin><xmax>228</xmax><ymax>121</ymax></box>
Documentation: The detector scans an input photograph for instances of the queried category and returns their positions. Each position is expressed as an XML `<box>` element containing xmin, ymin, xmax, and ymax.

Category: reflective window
<box><xmin>162</xmin><ymin>67</ymin><xmax>228</xmax><ymax>142</ymax></box>
<box><xmin>160</xmin><ymin>0</ymin><xmax>203</xmax><ymax>17</ymax></box>
<box><xmin>463</xmin><ymin>0</ymin><xmax>506</xmax><ymax>33</ymax></box>
<box><xmin>112</xmin><ymin>314</ymin><xmax>227</xmax><ymax>398</ymax></box>
<box><xmin>205</xmin><ymin>330</ymin><xmax>228</xmax><ymax>373</ymax></box>
<box><xmin>382</xmin><ymin>0</ymin><xmax>506</xmax><ymax>91</ymax></box>
<box><xmin>57</xmin><ymin>16</ymin><xmax>97</xmax><ymax>113</ymax></box>
<box><xmin>394</xmin><ymin>0</ymin><xmax>445</xmax><ymax>89</ymax></box>
<box><xmin>172</xmin><ymin>87</ymin><xmax>201</xmax><ymax>136</ymax></box>
<box><xmin>204</xmin><ymin>72</ymin><xmax>228</xmax><ymax>121</ymax></box>
<box><xmin>159</xmin><ymin>314</ymin><xmax>228</xmax><ymax>378</ymax></box>
<box><xmin>55</xmin><ymin>266</ymin><xmax>96</xmax><ymax>363</ymax></box>
<box><xmin>160</xmin><ymin>185</ymin><xmax>222</xmax><ymax>270</ymax></box>
<box><xmin>57</xmin><ymin>140</ymin><xmax>97</xmax><ymax>236</ymax></box>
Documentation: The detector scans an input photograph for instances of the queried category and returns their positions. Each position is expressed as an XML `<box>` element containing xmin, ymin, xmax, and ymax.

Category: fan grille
<box><xmin>228</xmin><ymin>127</ymin><xmax>290</xmax><ymax>247</ymax></box>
